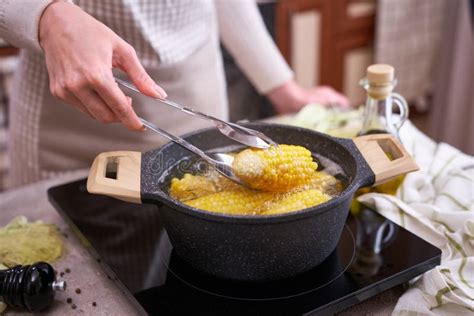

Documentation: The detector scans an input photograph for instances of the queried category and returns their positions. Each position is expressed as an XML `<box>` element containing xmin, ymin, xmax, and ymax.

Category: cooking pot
<box><xmin>87</xmin><ymin>123</ymin><xmax>418</xmax><ymax>281</ymax></box>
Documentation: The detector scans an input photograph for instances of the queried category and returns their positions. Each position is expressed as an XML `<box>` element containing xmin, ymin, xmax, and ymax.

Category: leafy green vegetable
<box><xmin>0</xmin><ymin>216</ymin><xmax>64</xmax><ymax>267</ymax></box>
<box><xmin>277</xmin><ymin>103</ymin><xmax>364</xmax><ymax>138</ymax></box>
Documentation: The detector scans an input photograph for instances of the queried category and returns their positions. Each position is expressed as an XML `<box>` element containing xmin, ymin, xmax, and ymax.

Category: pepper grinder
<box><xmin>0</xmin><ymin>262</ymin><xmax>66</xmax><ymax>312</ymax></box>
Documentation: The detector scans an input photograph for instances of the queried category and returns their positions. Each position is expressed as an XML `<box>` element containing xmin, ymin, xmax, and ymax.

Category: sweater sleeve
<box><xmin>0</xmin><ymin>0</ymin><xmax>54</xmax><ymax>52</ymax></box>
<box><xmin>215</xmin><ymin>0</ymin><xmax>293</xmax><ymax>94</ymax></box>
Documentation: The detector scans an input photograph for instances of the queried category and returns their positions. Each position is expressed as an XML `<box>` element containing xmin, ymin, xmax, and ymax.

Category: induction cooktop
<box><xmin>48</xmin><ymin>179</ymin><xmax>441</xmax><ymax>315</ymax></box>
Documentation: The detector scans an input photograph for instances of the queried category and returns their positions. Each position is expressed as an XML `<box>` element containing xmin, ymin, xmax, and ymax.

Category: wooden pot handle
<box><xmin>353</xmin><ymin>134</ymin><xmax>419</xmax><ymax>186</ymax></box>
<box><xmin>87</xmin><ymin>151</ymin><xmax>142</xmax><ymax>204</ymax></box>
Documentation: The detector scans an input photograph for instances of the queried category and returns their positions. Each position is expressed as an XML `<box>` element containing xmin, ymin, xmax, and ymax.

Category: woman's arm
<box><xmin>0</xmin><ymin>0</ymin><xmax>166</xmax><ymax>130</ymax></box>
<box><xmin>215</xmin><ymin>0</ymin><xmax>349</xmax><ymax>113</ymax></box>
<box><xmin>0</xmin><ymin>0</ymin><xmax>57</xmax><ymax>52</ymax></box>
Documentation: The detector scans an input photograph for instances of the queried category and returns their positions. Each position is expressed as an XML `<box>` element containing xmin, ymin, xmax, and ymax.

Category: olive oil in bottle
<box><xmin>351</xmin><ymin>64</ymin><xmax>409</xmax><ymax>215</ymax></box>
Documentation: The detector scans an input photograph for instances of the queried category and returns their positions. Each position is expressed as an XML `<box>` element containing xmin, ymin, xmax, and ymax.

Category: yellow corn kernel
<box><xmin>232</xmin><ymin>144</ymin><xmax>318</xmax><ymax>192</ymax></box>
<box><xmin>184</xmin><ymin>188</ymin><xmax>274</xmax><ymax>215</ymax></box>
<box><xmin>261</xmin><ymin>189</ymin><xmax>330</xmax><ymax>215</ymax></box>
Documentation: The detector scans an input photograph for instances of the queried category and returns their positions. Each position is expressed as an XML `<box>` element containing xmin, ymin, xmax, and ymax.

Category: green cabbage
<box><xmin>277</xmin><ymin>103</ymin><xmax>364</xmax><ymax>138</ymax></box>
<box><xmin>0</xmin><ymin>216</ymin><xmax>64</xmax><ymax>267</ymax></box>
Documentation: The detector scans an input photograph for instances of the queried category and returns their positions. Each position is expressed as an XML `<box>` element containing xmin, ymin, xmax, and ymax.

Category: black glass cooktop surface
<box><xmin>48</xmin><ymin>179</ymin><xmax>441</xmax><ymax>315</ymax></box>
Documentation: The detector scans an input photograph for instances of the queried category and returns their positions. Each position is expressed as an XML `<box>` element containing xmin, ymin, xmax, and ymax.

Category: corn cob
<box><xmin>232</xmin><ymin>144</ymin><xmax>318</xmax><ymax>192</ymax></box>
<box><xmin>261</xmin><ymin>189</ymin><xmax>330</xmax><ymax>215</ymax></box>
<box><xmin>184</xmin><ymin>186</ymin><xmax>330</xmax><ymax>215</ymax></box>
<box><xmin>184</xmin><ymin>188</ymin><xmax>274</xmax><ymax>215</ymax></box>
<box><xmin>169</xmin><ymin>146</ymin><xmax>342</xmax><ymax>215</ymax></box>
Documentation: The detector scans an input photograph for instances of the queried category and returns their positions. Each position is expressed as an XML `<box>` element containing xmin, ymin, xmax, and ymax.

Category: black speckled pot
<box><xmin>139</xmin><ymin>123</ymin><xmax>375</xmax><ymax>282</ymax></box>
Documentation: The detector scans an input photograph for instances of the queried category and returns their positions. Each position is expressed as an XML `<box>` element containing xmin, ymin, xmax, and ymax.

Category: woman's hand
<box><xmin>39</xmin><ymin>1</ymin><xmax>167</xmax><ymax>131</ymax></box>
<box><xmin>267</xmin><ymin>80</ymin><xmax>350</xmax><ymax>114</ymax></box>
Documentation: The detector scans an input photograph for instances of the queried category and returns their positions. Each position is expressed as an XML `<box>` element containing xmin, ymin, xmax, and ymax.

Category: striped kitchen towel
<box><xmin>358</xmin><ymin>122</ymin><xmax>474</xmax><ymax>315</ymax></box>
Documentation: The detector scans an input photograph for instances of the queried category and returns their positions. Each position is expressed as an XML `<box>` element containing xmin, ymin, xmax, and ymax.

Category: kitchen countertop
<box><xmin>0</xmin><ymin>170</ymin><xmax>399</xmax><ymax>315</ymax></box>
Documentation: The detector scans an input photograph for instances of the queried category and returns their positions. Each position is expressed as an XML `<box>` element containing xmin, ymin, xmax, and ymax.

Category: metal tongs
<box><xmin>115</xmin><ymin>78</ymin><xmax>276</xmax><ymax>185</ymax></box>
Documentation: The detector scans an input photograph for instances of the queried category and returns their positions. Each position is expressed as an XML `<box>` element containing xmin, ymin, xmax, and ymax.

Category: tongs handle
<box><xmin>115</xmin><ymin>78</ymin><xmax>220</xmax><ymax>124</ymax></box>
<box><xmin>115</xmin><ymin>77</ymin><xmax>275</xmax><ymax>149</ymax></box>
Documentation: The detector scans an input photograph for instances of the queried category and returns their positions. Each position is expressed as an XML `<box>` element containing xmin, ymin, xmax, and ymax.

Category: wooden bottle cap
<box><xmin>366</xmin><ymin>64</ymin><xmax>395</xmax><ymax>99</ymax></box>
<box><xmin>367</xmin><ymin>64</ymin><xmax>394</xmax><ymax>85</ymax></box>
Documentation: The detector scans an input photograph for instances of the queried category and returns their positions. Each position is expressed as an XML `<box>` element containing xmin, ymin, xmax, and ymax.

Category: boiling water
<box><xmin>159</xmin><ymin>146</ymin><xmax>349</xmax><ymax>196</ymax></box>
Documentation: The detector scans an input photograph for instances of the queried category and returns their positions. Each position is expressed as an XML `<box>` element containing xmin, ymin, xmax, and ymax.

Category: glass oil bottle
<box><xmin>351</xmin><ymin>64</ymin><xmax>409</xmax><ymax>214</ymax></box>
